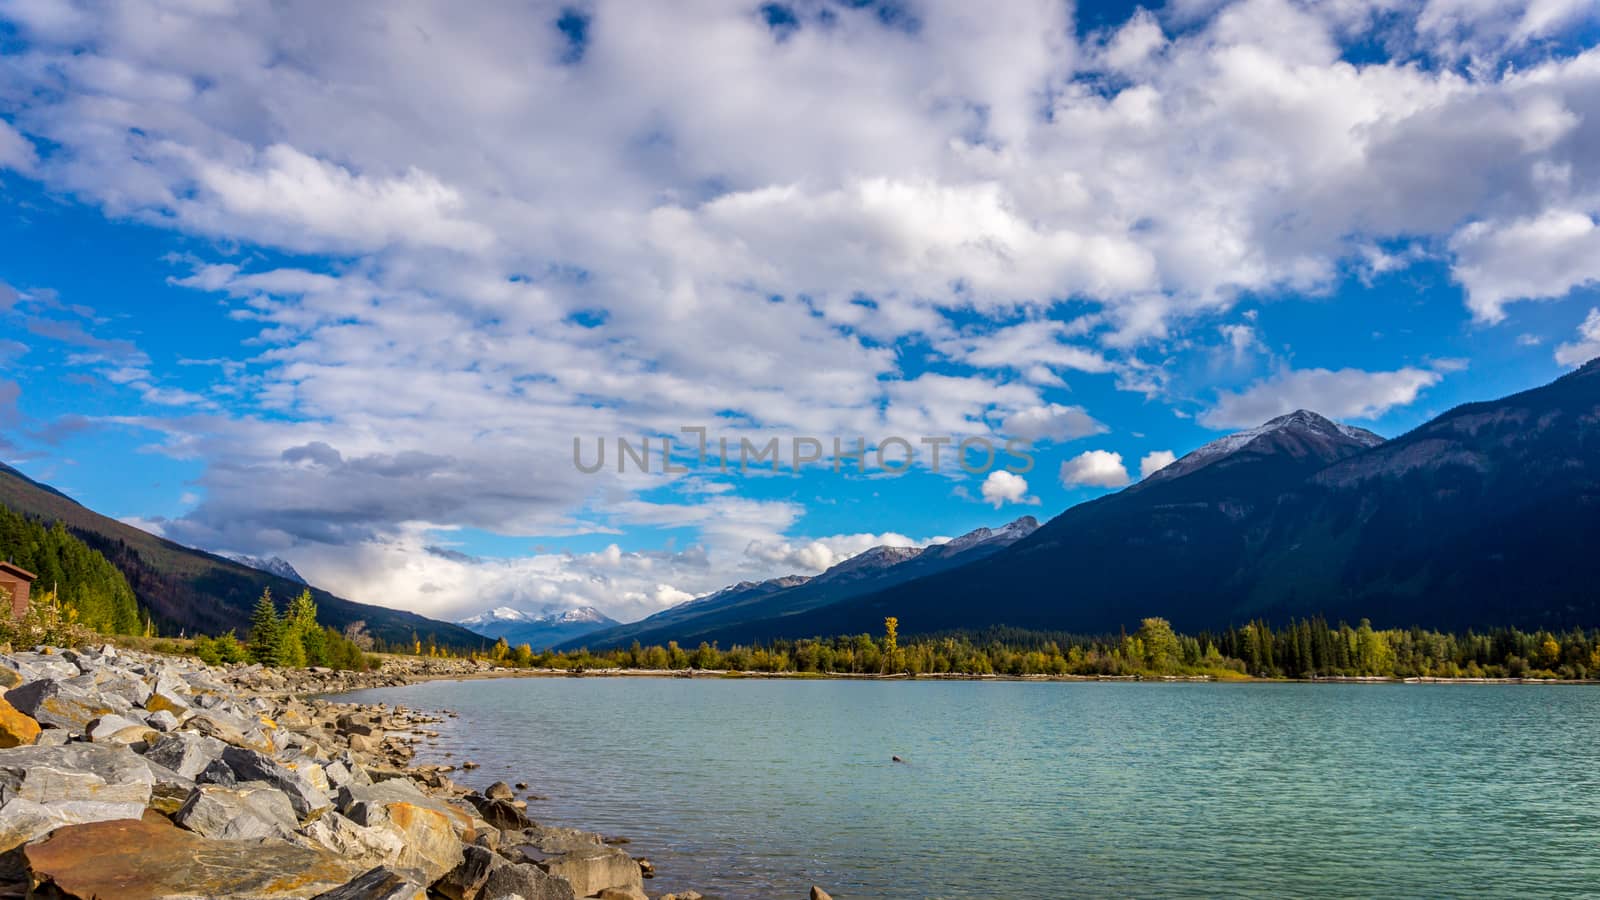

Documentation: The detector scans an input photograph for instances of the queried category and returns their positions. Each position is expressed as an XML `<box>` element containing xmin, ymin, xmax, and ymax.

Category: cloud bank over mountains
<box><xmin>1</xmin><ymin>0</ymin><xmax>1598</xmax><ymax>620</ymax></box>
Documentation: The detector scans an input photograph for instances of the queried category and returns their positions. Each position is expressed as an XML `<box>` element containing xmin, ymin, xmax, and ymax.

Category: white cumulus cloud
<box><xmin>1059</xmin><ymin>450</ymin><xmax>1132</xmax><ymax>489</ymax></box>
<box><xmin>1555</xmin><ymin>309</ymin><xmax>1600</xmax><ymax>368</ymax></box>
<box><xmin>1139</xmin><ymin>450</ymin><xmax>1178</xmax><ymax>479</ymax></box>
<box><xmin>1452</xmin><ymin>210</ymin><xmax>1600</xmax><ymax>323</ymax></box>
<box><xmin>980</xmin><ymin>470</ymin><xmax>1038</xmax><ymax>508</ymax></box>
<box><xmin>1200</xmin><ymin>366</ymin><xmax>1446</xmax><ymax>429</ymax></box>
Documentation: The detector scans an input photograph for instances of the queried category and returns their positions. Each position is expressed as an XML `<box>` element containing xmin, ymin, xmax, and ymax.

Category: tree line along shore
<box><xmin>454</xmin><ymin>616</ymin><xmax>1600</xmax><ymax>683</ymax></box>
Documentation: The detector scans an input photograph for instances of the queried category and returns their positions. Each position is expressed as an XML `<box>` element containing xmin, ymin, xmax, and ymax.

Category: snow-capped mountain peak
<box><xmin>1141</xmin><ymin>410</ymin><xmax>1384</xmax><ymax>487</ymax></box>
<box><xmin>220</xmin><ymin>553</ymin><xmax>306</xmax><ymax>584</ymax></box>
<box><xmin>459</xmin><ymin>605</ymin><xmax>611</xmax><ymax>628</ymax></box>
<box><xmin>814</xmin><ymin>545</ymin><xmax>923</xmax><ymax>582</ymax></box>
<box><xmin>932</xmin><ymin>516</ymin><xmax>1040</xmax><ymax>557</ymax></box>
<box><xmin>459</xmin><ymin>606</ymin><xmax>537</xmax><ymax>626</ymax></box>
<box><xmin>455</xmin><ymin>604</ymin><xmax>621</xmax><ymax>649</ymax></box>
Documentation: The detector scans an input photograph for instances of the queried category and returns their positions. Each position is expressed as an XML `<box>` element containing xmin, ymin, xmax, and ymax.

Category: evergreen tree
<box><xmin>286</xmin><ymin>589</ymin><xmax>327</xmax><ymax>665</ymax></box>
<box><xmin>248</xmin><ymin>589</ymin><xmax>283</xmax><ymax>665</ymax></box>
<box><xmin>0</xmin><ymin>505</ymin><xmax>141</xmax><ymax>633</ymax></box>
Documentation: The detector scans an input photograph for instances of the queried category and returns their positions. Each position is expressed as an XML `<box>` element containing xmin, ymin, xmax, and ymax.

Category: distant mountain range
<box><xmin>569</xmin><ymin>360</ymin><xmax>1600</xmax><ymax>645</ymax></box>
<box><xmin>0</xmin><ymin>463</ymin><xmax>487</xmax><ymax>649</ymax></box>
<box><xmin>220</xmin><ymin>553</ymin><xmax>307</xmax><ymax>585</ymax></box>
<box><xmin>11</xmin><ymin>360</ymin><xmax>1599</xmax><ymax>651</ymax></box>
<box><xmin>565</xmin><ymin>516</ymin><xmax>1040</xmax><ymax>650</ymax></box>
<box><xmin>456</xmin><ymin>605</ymin><xmax>619</xmax><ymax>650</ymax></box>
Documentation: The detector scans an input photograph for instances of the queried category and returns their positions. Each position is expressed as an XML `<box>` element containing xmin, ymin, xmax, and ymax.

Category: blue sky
<box><xmin>2</xmin><ymin>0</ymin><xmax>1599</xmax><ymax>622</ymax></box>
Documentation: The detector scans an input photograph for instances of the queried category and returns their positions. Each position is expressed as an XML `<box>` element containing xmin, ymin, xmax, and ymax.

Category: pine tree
<box><xmin>286</xmin><ymin>589</ymin><xmax>326</xmax><ymax>666</ymax></box>
<box><xmin>0</xmin><ymin>505</ymin><xmax>141</xmax><ymax>634</ymax></box>
<box><xmin>248</xmin><ymin>589</ymin><xmax>283</xmax><ymax>666</ymax></box>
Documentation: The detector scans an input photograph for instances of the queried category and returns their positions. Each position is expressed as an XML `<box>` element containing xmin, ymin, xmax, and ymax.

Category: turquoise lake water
<box><xmin>336</xmin><ymin>678</ymin><xmax>1600</xmax><ymax>899</ymax></box>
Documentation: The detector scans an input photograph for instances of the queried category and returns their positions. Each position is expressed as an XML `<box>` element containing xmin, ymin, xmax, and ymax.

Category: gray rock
<box><xmin>335</xmin><ymin>776</ymin><xmax>431</xmax><ymax>815</ymax></box>
<box><xmin>198</xmin><ymin>757</ymin><xmax>238</xmax><ymax>786</ymax></box>
<box><xmin>485</xmin><ymin>781</ymin><xmax>515</xmax><ymax>800</ymax></box>
<box><xmin>4</xmin><ymin>679</ymin><xmax>115</xmax><ymax>732</ymax></box>
<box><xmin>480</xmin><ymin>862</ymin><xmax>577</xmax><ymax>900</ymax></box>
<box><xmin>86</xmin><ymin>713</ymin><xmax>157</xmax><ymax>744</ymax></box>
<box><xmin>174</xmin><ymin>782</ymin><xmax>299</xmax><ymax>841</ymax></box>
<box><xmin>1</xmin><ymin>653</ymin><xmax>78</xmax><ymax>683</ymax></box>
<box><xmin>100</xmin><ymin>674</ymin><xmax>154</xmax><ymax>707</ymax></box>
<box><xmin>295</xmin><ymin>810</ymin><xmax>407</xmax><ymax>870</ymax></box>
<box><xmin>435</xmin><ymin>843</ymin><xmax>510</xmax><ymax>900</ymax></box>
<box><xmin>221</xmin><ymin>746</ymin><xmax>332</xmax><ymax>820</ymax></box>
<box><xmin>471</xmin><ymin>795</ymin><xmax>532</xmax><ymax>831</ymax></box>
<box><xmin>187</xmin><ymin>711</ymin><xmax>266</xmax><ymax>750</ymax></box>
<box><xmin>539</xmin><ymin>847</ymin><xmax>643</xmax><ymax>898</ymax></box>
<box><xmin>143</xmin><ymin>759</ymin><xmax>196</xmax><ymax>816</ymax></box>
<box><xmin>354</xmin><ymin>798</ymin><xmax>466</xmax><ymax>884</ymax></box>
<box><xmin>0</xmin><ymin>743</ymin><xmax>155</xmax><ymax>851</ymax></box>
<box><xmin>323</xmin><ymin>758</ymin><xmax>359</xmax><ymax>790</ymax></box>
<box><xmin>145</xmin><ymin>674</ymin><xmax>193</xmax><ymax>715</ymax></box>
<box><xmin>310</xmin><ymin>866</ymin><xmax>426</xmax><ymax>900</ymax></box>
<box><xmin>142</xmin><ymin>732</ymin><xmax>229</xmax><ymax>779</ymax></box>
<box><xmin>145</xmin><ymin>709</ymin><xmax>182</xmax><ymax>732</ymax></box>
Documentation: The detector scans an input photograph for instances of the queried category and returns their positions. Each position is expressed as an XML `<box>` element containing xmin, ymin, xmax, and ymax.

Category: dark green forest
<box><xmin>487</xmin><ymin>616</ymin><xmax>1600</xmax><ymax>681</ymax></box>
<box><xmin>0</xmin><ymin>504</ymin><xmax>142</xmax><ymax>634</ymax></box>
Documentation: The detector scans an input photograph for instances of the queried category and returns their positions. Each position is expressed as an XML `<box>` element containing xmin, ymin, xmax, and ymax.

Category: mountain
<box><xmin>566</xmin><ymin>516</ymin><xmax>1039</xmax><ymax>650</ymax></box>
<box><xmin>739</xmin><ymin>364</ymin><xmax>1600</xmax><ymax>639</ymax></box>
<box><xmin>0</xmin><ymin>463</ymin><xmax>488</xmax><ymax>649</ymax></box>
<box><xmin>456</xmin><ymin>605</ymin><xmax>619</xmax><ymax>650</ymax></box>
<box><xmin>220</xmin><ymin>553</ymin><xmax>307</xmax><ymax>584</ymax></box>
<box><xmin>1136</xmin><ymin>410</ymin><xmax>1384</xmax><ymax>487</ymax></box>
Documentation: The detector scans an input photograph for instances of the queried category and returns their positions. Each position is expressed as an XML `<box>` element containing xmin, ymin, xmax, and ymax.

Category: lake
<box><xmin>335</xmin><ymin>677</ymin><xmax>1600</xmax><ymax>899</ymax></box>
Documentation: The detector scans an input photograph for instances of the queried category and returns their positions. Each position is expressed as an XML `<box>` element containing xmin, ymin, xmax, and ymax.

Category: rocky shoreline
<box><xmin>0</xmin><ymin>644</ymin><xmax>730</xmax><ymax>900</ymax></box>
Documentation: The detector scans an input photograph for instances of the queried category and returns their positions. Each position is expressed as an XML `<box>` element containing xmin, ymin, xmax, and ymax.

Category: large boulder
<box><xmin>221</xmin><ymin>746</ymin><xmax>332</xmax><ymax>820</ymax></box>
<box><xmin>142</xmin><ymin>732</ymin><xmax>229</xmax><ymax>780</ymax></box>
<box><xmin>86</xmin><ymin>713</ymin><xmax>159</xmax><ymax>744</ymax></box>
<box><xmin>324</xmin><ymin>754</ymin><xmax>373</xmax><ymax>791</ymax></box>
<box><xmin>480</xmin><ymin>862</ymin><xmax>577</xmax><ymax>900</ymax></box>
<box><xmin>538</xmin><ymin>847</ymin><xmax>644</xmax><ymax>899</ymax></box>
<box><xmin>0</xmin><ymin>696</ymin><xmax>40</xmax><ymax>748</ymax></box>
<box><xmin>373</xmin><ymin>801</ymin><xmax>465</xmax><ymax>884</ymax></box>
<box><xmin>187</xmin><ymin>712</ymin><xmax>274</xmax><ymax>754</ymax></box>
<box><xmin>3</xmin><ymin>679</ymin><xmax>115</xmax><ymax>732</ymax></box>
<box><xmin>470</xmin><ymin>794</ymin><xmax>533</xmax><ymax>831</ymax></box>
<box><xmin>295</xmin><ymin>810</ymin><xmax>408</xmax><ymax>870</ymax></box>
<box><xmin>515</xmin><ymin>824</ymin><xmax>606</xmax><ymax>854</ymax></box>
<box><xmin>144</xmin><ymin>676</ymin><xmax>193</xmax><ymax>716</ymax></box>
<box><xmin>143</xmin><ymin>759</ymin><xmax>196</xmax><ymax>817</ymax></box>
<box><xmin>145</xmin><ymin>709</ymin><xmax>182</xmax><ymax>732</ymax></box>
<box><xmin>435</xmin><ymin>843</ymin><xmax>511</xmax><ymax>900</ymax></box>
<box><xmin>174</xmin><ymin>782</ymin><xmax>299</xmax><ymax>841</ymax></box>
<box><xmin>99</xmin><ymin>674</ymin><xmax>155</xmax><ymax>707</ymax></box>
<box><xmin>338</xmin><ymin>777</ymin><xmax>480</xmax><ymax>840</ymax></box>
<box><xmin>310</xmin><ymin>866</ymin><xmax>427</xmax><ymax>900</ymax></box>
<box><xmin>20</xmin><ymin>811</ymin><xmax>365</xmax><ymax>899</ymax></box>
<box><xmin>0</xmin><ymin>742</ymin><xmax>154</xmax><ymax>850</ymax></box>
